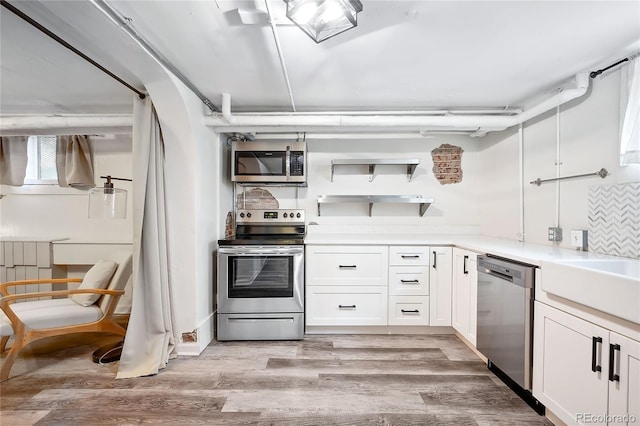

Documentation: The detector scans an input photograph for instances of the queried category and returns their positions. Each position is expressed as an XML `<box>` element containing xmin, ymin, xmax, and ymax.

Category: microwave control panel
<box><xmin>290</xmin><ymin>151</ymin><xmax>305</xmax><ymax>176</ymax></box>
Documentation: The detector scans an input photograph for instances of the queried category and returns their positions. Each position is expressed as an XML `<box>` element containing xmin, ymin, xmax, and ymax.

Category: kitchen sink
<box><xmin>540</xmin><ymin>257</ymin><xmax>640</xmax><ymax>325</ymax></box>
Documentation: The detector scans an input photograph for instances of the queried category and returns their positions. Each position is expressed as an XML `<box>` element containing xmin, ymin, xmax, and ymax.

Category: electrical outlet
<box><xmin>570</xmin><ymin>229</ymin><xmax>588</xmax><ymax>251</ymax></box>
<box><xmin>548</xmin><ymin>227</ymin><xmax>563</xmax><ymax>242</ymax></box>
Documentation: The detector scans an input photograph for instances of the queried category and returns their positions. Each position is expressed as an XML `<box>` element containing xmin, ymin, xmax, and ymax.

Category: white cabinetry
<box><xmin>388</xmin><ymin>246</ymin><xmax>430</xmax><ymax>326</ymax></box>
<box><xmin>306</xmin><ymin>244</ymin><xmax>455</xmax><ymax>330</ymax></box>
<box><xmin>452</xmin><ymin>248</ymin><xmax>478</xmax><ymax>346</ymax></box>
<box><xmin>429</xmin><ymin>246</ymin><xmax>453</xmax><ymax>326</ymax></box>
<box><xmin>306</xmin><ymin>245</ymin><xmax>388</xmax><ymax>326</ymax></box>
<box><xmin>534</xmin><ymin>301</ymin><xmax>640</xmax><ymax>425</ymax></box>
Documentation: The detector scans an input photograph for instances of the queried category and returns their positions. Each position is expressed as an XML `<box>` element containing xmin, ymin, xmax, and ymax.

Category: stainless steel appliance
<box><xmin>231</xmin><ymin>140</ymin><xmax>306</xmax><ymax>184</ymax></box>
<box><xmin>217</xmin><ymin>209</ymin><xmax>305</xmax><ymax>341</ymax></box>
<box><xmin>477</xmin><ymin>255</ymin><xmax>544</xmax><ymax>414</ymax></box>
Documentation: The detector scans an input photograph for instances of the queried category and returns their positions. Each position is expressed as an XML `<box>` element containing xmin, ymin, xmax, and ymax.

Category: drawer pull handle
<box><xmin>401</xmin><ymin>309</ymin><xmax>420</xmax><ymax>314</ymax></box>
<box><xmin>463</xmin><ymin>255</ymin><xmax>469</xmax><ymax>274</ymax></box>
<box><xmin>432</xmin><ymin>250</ymin><xmax>437</xmax><ymax>269</ymax></box>
<box><xmin>609</xmin><ymin>343</ymin><xmax>620</xmax><ymax>382</ymax></box>
<box><xmin>591</xmin><ymin>336</ymin><xmax>602</xmax><ymax>372</ymax></box>
<box><xmin>338</xmin><ymin>304</ymin><xmax>356</xmax><ymax>309</ymax></box>
<box><xmin>339</xmin><ymin>265</ymin><xmax>357</xmax><ymax>269</ymax></box>
<box><xmin>400</xmin><ymin>279</ymin><xmax>420</xmax><ymax>284</ymax></box>
<box><xmin>401</xmin><ymin>255</ymin><xmax>420</xmax><ymax>259</ymax></box>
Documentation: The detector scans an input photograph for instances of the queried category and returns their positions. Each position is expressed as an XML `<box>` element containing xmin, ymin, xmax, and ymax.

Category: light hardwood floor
<box><xmin>1</xmin><ymin>333</ymin><xmax>552</xmax><ymax>425</ymax></box>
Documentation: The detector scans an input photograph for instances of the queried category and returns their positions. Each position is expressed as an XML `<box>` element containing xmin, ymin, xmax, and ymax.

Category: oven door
<box><xmin>217</xmin><ymin>246</ymin><xmax>304</xmax><ymax>314</ymax></box>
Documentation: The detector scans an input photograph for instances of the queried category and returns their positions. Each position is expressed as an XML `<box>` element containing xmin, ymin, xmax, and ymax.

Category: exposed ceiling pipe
<box><xmin>208</xmin><ymin>73</ymin><xmax>590</xmax><ymax>135</ymax></box>
<box><xmin>264</xmin><ymin>0</ymin><xmax>296</xmax><ymax>112</ymax></box>
<box><xmin>0</xmin><ymin>115</ymin><xmax>132</xmax><ymax>135</ymax></box>
<box><xmin>89</xmin><ymin>0</ymin><xmax>219</xmax><ymax>113</ymax></box>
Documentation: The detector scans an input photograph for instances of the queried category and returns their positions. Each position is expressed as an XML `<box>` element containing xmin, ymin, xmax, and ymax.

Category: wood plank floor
<box><xmin>1</xmin><ymin>333</ymin><xmax>552</xmax><ymax>425</ymax></box>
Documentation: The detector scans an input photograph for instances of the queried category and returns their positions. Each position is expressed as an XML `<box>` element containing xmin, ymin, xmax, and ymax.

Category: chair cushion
<box><xmin>0</xmin><ymin>298</ymin><xmax>103</xmax><ymax>336</ymax></box>
<box><xmin>71</xmin><ymin>260</ymin><xmax>117</xmax><ymax>307</ymax></box>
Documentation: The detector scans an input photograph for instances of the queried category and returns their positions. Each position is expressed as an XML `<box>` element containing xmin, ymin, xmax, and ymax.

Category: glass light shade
<box><xmin>88</xmin><ymin>187</ymin><xmax>127</xmax><ymax>219</ymax></box>
<box><xmin>285</xmin><ymin>0</ymin><xmax>363</xmax><ymax>43</ymax></box>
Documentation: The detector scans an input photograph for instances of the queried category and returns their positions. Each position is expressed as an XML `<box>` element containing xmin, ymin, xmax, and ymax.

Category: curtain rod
<box><xmin>0</xmin><ymin>0</ymin><xmax>146</xmax><ymax>100</ymax></box>
<box><xmin>590</xmin><ymin>57</ymin><xmax>629</xmax><ymax>78</ymax></box>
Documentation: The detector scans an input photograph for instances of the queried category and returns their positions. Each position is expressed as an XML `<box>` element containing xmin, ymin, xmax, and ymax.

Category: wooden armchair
<box><xmin>0</xmin><ymin>251</ymin><xmax>132</xmax><ymax>380</ymax></box>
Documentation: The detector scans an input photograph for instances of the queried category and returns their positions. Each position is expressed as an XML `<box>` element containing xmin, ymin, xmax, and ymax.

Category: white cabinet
<box><xmin>306</xmin><ymin>245</ymin><xmax>388</xmax><ymax>326</ymax></box>
<box><xmin>388</xmin><ymin>246</ymin><xmax>430</xmax><ymax>326</ymax></box>
<box><xmin>306</xmin><ymin>244</ymin><xmax>454</xmax><ymax>329</ymax></box>
<box><xmin>452</xmin><ymin>248</ymin><xmax>478</xmax><ymax>346</ymax></box>
<box><xmin>534</xmin><ymin>301</ymin><xmax>640</xmax><ymax>425</ymax></box>
<box><xmin>429</xmin><ymin>246</ymin><xmax>453</xmax><ymax>326</ymax></box>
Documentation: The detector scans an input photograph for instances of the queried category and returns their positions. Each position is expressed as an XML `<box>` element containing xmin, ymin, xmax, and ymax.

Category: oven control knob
<box><xmin>296</xmin><ymin>212</ymin><xmax>301</xmax><ymax>218</ymax></box>
<box><xmin>290</xmin><ymin>212</ymin><xmax>294</xmax><ymax>218</ymax></box>
<box><xmin>283</xmin><ymin>213</ymin><xmax>288</xmax><ymax>218</ymax></box>
<box><xmin>246</xmin><ymin>212</ymin><xmax>252</xmax><ymax>218</ymax></box>
<box><xmin>239</xmin><ymin>212</ymin><xmax>245</xmax><ymax>218</ymax></box>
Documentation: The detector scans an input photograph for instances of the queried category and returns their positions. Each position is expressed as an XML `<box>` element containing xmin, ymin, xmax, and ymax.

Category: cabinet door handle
<box><xmin>432</xmin><ymin>250</ymin><xmax>437</xmax><ymax>269</ymax></box>
<box><xmin>463</xmin><ymin>255</ymin><xmax>469</xmax><ymax>274</ymax></box>
<box><xmin>338</xmin><ymin>304</ymin><xmax>356</xmax><ymax>309</ymax></box>
<box><xmin>609</xmin><ymin>343</ymin><xmax>620</xmax><ymax>382</ymax></box>
<box><xmin>339</xmin><ymin>265</ymin><xmax>357</xmax><ymax>269</ymax></box>
<box><xmin>400</xmin><ymin>279</ymin><xmax>420</xmax><ymax>284</ymax></box>
<box><xmin>591</xmin><ymin>336</ymin><xmax>602</xmax><ymax>372</ymax></box>
<box><xmin>401</xmin><ymin>255</ymin><xmax>420</xmax><ymax>259</ymax></box>
<box><xmin>401</xmin><ymin>309</ymin><xmax>420</xmax><ymax>314</ymax></box>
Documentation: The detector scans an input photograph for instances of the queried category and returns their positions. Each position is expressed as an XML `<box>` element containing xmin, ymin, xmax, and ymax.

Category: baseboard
<box><xmin>175</xmin><ymin>312</ymin><xmax>215</xmax><ymax>356</ymax></box>
<box><xmin>305</xmin><ymin>325</ymin><xmax>455</xmax><ymax>335</ymax></box>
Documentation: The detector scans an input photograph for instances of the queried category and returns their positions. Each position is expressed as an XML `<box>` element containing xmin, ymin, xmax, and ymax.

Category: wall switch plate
<box><xmin>570</xmin><ymin>229</ymin><xmax>588</xmax><ymax>251</ymax></box>
<box><xmin>548</xmin><ymin>227</ymin><xmax>563</xmax><ymax>242</ymax></box>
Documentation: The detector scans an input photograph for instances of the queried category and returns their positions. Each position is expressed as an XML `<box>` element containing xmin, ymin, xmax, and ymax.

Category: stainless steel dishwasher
<box><xmin>477</xmin><ymin>255</ymin><xmax>544</xmax><ymax>415</ymax></box>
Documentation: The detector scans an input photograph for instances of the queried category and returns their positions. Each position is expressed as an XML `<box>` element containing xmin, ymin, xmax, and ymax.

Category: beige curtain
<box><xmin>56</xmin><ymin>135</ymin><xmax>95</xmax><ymax>188</ymax></box>
<box><xmin>0</xmin><ymin>136</ymin><xmax>28</xmax><ymax>186</ymax></box>
<box><xmin>117</xmin><ymin>95</ymin><xmax>176</xmax><ymax>379</ymax></box>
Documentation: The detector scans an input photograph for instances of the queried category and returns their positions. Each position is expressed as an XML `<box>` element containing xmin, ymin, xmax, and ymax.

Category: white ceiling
<box><xmin>1</xmin><ymin>0</ymin><xmax>639</xmax><ymax>116</ymax></box>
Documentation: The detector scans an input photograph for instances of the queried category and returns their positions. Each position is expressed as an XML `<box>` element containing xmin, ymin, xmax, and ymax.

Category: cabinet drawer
<box><xmin>389</xmin><ymin>246</ymin><xmax>429</xmax><ymax>266</ymax></box>
<box><xmin>389</xmin><ymin>266</ymin><xmax>429</xmax><ymax>296</ymax></box>
<box><xmin>388</xmin><ymin>296</ymin><xmax>429</xmax><ymax>326</ymax></box>
<box><xmin>306</xmin><ymin>285</ymin><xmax>388</xmax><ymax>326</ymax></box>
<box><xmin>306</xmin><ymin>245</ymin><xmax>388</xmax><ymax>286</ymax></box>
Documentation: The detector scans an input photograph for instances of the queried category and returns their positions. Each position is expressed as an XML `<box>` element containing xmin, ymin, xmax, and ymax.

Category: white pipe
<box><xmin>205</xmin><ymin>72</ymin><xmax>590</xmax><ymax>133</ymax></box>
<box><xmin>555</xmin><ymin>106</ymin><xmax>561</xmax><ymax>228</ymax></box>
<box><xmin>264</xmin><ymin>0</ymin><xmax>296</xmax><ymax>112</ymax></box>
<box><xmin>0</xmin><ymin>115</ymin><xmax>133</xmax><ymax>135</ymax></box>
<box><xmin>222</xmin><ymin>93</ymin><xmax>232</xmax><ymax>122</ymax></box>
<box><xmin>518</xmin><ymin>123</ymin><xmax>525</xmax><ymax>242</ymax></box>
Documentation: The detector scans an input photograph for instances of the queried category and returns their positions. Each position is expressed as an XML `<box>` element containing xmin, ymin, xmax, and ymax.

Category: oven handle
<box><xmin>218</xmin><ymin>247</ymin><xmax>303</xmax><ymax>256</ymax></box>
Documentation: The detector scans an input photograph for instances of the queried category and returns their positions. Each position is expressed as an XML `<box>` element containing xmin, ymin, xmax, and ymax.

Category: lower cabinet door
<box><xmin>306</xmin><ymin>285</ymin><xmax>388</xmax><ymax>326</ymax></box>
<box><xmin>533</xmin><ymin>301</ymin><xmax>609</xmax><ymax>425</ymax></box>
<box><xmin>608</xmin><ymin>332</ymin><xmax>640</xmax><ymax>425</ymax></box>
<box><xmin>388</xmin><ymin>296</ymin><xmax>429</xmax><ymax>326</ymax></box>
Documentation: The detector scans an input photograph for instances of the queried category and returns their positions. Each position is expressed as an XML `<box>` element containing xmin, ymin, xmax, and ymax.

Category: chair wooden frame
<box><xmin>0</xmin><ymin>278</ymin><xmax>126</xmax><ymax>381</ymax></box>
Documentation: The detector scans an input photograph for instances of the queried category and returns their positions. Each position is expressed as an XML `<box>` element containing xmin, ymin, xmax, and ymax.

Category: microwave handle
<box><xmin>286</xmin><ymin>145</ymin><xmax>290</xmax><ymax>180</ymax></box>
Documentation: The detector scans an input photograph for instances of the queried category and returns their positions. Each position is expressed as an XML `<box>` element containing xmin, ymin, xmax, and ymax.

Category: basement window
<box><xmin>24</xmin><ymin>135</ymin><xmax>58</xmax><ymax>184</ymax></box>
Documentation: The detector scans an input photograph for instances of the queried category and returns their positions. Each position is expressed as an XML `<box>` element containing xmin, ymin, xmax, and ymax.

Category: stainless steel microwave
<box><xmin>231</xmin><ymin>141</ymin><xmax>306</xmax><ymax>183</ymax></box>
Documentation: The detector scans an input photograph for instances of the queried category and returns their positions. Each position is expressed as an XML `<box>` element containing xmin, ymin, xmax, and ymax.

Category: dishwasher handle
<box><xmin>482</xmin><ymin>269</ymin><xmax>514</xmax><ymax>282</ymax></box>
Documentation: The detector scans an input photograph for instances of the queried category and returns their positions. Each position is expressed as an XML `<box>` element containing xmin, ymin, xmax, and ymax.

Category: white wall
<box><xmin>237</xmin><ymin>136</ymin><xmax>482</xmax><ymax>234</ymax></box>
<box><xmin>478</xmin><ymin>66</ymin><xmax>640</xmax><ymax>248</ymax></box>
<box><xmin>0</xmin><ymin>134</ymin><xmax>133</xmax><ymax>242</ymax></box>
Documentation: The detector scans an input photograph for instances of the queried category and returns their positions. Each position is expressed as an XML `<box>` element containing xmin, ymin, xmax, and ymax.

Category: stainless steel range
<box><xmin>216</xmin><ymin>209</ymin><xmax>305</xmax><ymax>341</ymax></box>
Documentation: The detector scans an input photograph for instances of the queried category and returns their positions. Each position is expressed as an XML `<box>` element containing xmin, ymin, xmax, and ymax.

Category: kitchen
<box><xmin>1</xmin><ymin>1</ymin><xmax>639</xmax><ymax>425</ymax></box>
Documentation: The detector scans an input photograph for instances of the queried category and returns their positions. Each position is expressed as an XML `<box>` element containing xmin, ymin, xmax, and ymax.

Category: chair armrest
<box><xmin>0</xmin><ymin>278</ymin><xmax>82</xmax><ymax>296</ymax></box>
<box><xmin>0</xmin><ymin>288</ymin><xmax>125</xmax><ymax>304</ymax></box>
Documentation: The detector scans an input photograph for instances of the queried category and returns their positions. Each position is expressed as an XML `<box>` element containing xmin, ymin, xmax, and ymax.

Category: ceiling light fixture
<box><xmin>284</xmin><ymin>0</ymin><xmax>363</xmax><ymax>43</ymax></box>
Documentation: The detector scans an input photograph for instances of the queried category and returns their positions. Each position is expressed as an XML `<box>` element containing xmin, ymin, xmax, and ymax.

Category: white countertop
<box><xmin>304</xmin><ymin>233</ymin><xmax>635</xmax><ymax>266</ymax></box>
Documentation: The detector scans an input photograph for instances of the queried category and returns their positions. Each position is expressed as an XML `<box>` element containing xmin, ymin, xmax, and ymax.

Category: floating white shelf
<box><xmin>330</xmin><ymin>159</ymin><xmax>421</xmax><ymax>182</ymax></box>
<box><xmin>317</xmin><ymin>195</ymin><xmax>434</xmax><ymax>217</ymax></box>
